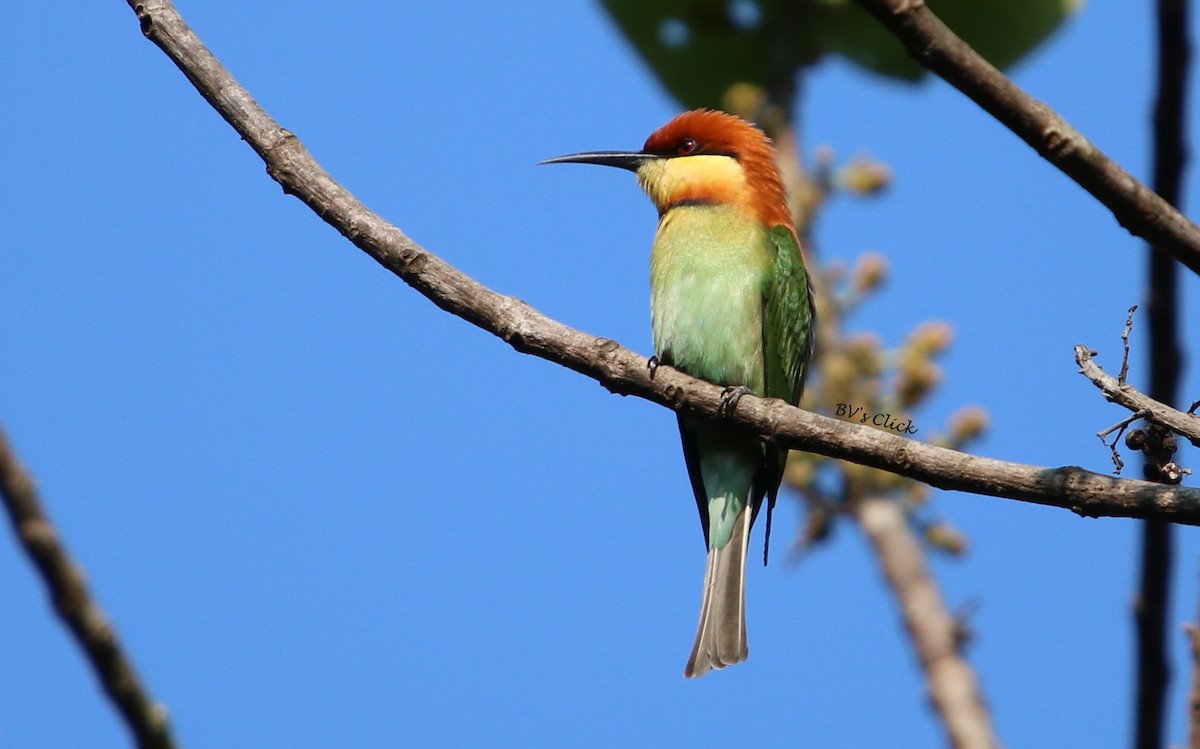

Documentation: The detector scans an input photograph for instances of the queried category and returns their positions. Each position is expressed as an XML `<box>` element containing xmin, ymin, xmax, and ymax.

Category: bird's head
<box><xmin>541</xmin><ymin>109</ymin><xmax>790</xmax><ymax>228</ymax></box>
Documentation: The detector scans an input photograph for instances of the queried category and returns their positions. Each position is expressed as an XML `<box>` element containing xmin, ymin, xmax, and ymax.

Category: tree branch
<box><xmin>851</xmin><ymin>0</ymin><xmax>1200</xmax><ymax>277</ymax></box>
<box><xmin>122</xmin><ymin>0</ymin><xmax>1200</xmax><ymax>524</ymax></box>
<box><xmin>1188</xmin><ymin>615</ymin><xmax>1200</xmax><ymax>749</ymax></box>
<box><xmin>853</xmin><ymin>495</ymin><xmax>998</xmax><ymax>749</ymax></box>
<box><xmin>1075</xmin><ymin>345</ymin><xmax>1200</xmax><ymax>447</ymax></box>
<box><xmin>1135</xmin><ymin>0</ymin><xmax>1191</xmax><ymax>743</ymax></box>
<box><xmin>0</xmin><ymin>426</ymin><xmax>178</xmax><ymax>749</ymax></box>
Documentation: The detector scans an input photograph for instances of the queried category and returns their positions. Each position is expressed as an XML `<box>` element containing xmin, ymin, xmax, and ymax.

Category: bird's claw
<box><xmin>648</xmin><ymin>355</ymin><xmax>660</xmax><ymax>380</ymax></box>
<box><xmin>718</xmin><ymin>385</ymin><xmax>752</xmax><ymax>417</ymax></box>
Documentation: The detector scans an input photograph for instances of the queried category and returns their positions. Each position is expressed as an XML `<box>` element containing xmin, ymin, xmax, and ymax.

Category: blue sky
<box><xmin>3</xmin><ymin>2</ymin><xmax>1199</xmax><ymax>747</ymax></box>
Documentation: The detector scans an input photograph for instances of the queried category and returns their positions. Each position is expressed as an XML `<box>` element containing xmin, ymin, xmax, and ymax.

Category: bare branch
<box><xmin>1075</xmin><ymin>345</ymin><xmax>1200</xmax><ymax>447</ymax></box>
<box><xmin>0</xmin><ymin>427</ymin><xmax>179</xmax><ymax>749</ymax></box>
<box><xmin>122</xmin><ymin>0</ymin><xmax>1200</xmax><ymax>524</ymax></box>
<box><xmin>851</xmin><ymin>0</ymin><xmax>1200</xmax><ymax>276</ymax></box>
<box><xmin>1135</xmin><ymin>0</ymin><xmax>1191</xmax><ymax>742</ymax></box>
<box><xmin>854</xmin><ymin>496</ymin><xmax>998</xmax><ymax>749</ymax></box>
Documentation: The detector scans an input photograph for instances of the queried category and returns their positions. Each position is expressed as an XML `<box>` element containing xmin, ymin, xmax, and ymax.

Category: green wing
<box><xmin>753</xmin><ymin>225</ymin><xmax>815</xmax><ymax>556</ymax></box>
<box><xmin>762</xmin><ymin>225</ymin><xmax>815</xmax><ymax>408</ymax></box>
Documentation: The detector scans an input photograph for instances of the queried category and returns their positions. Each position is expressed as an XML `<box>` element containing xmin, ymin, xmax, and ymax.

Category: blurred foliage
<box><xmin>784</xmin><ymin>243</ymin><xmax>989</xmax><ymax>558</ymax></box>
<box><xmin>602</xmin><ymin>0</ymin><xmax>1081</xmax><ymax>110</ymax></box>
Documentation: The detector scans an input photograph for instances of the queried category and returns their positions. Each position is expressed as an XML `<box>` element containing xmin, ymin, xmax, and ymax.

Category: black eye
<box><xmin>677</xmin><ymin>138</ymin><xmax>698</xmax><ymax>156</ymax></box>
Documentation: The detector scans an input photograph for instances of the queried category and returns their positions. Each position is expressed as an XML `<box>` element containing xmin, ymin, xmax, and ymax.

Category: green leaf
<box><xmin>600</xmin><ymin>0</ymin><xmax>1081</xmax><ymax>109</ymax></box>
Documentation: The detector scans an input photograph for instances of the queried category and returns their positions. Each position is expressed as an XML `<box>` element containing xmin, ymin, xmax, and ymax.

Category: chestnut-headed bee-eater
<box><xmin>543</xmin><ymin>109</ymin><xmax>815</xmax><ymax>677</ymax></box>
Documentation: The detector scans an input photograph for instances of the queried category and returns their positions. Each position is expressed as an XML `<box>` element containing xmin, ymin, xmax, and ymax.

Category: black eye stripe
<box><xmin>648</xmin><ymin>139</ymin><xmax>739</xmax><ymax>159</ymax></box>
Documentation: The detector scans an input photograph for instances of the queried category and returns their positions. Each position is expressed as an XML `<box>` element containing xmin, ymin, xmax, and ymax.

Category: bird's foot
<box><xmin>718</xmin><ymin>385</ymin><xmax>752</xmax><ymax>417</ymax></box>
<box><xmin>648</xmin><ymin>355</ymin><xmax>660</xmax><ymax>380</ymax></box>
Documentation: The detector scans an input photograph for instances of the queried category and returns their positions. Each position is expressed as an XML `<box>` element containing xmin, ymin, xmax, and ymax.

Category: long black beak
<box><xmin>538</xmin><ymin>151</ymin><xmax>656</xmax><ymax>172</ymax></box>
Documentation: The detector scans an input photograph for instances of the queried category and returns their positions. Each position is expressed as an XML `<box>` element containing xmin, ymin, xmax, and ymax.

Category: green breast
<box><xmin>649</xmin><ymin>205</ymin><xmax>770</xmax><ymax>391</ymax></box>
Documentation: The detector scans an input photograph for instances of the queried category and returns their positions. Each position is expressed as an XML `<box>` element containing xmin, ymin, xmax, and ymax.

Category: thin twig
<box><xmin>853</xmin><ymin>495</ymin><xmax>998</xmax><ymax>749</ymax></box>
<box><xmin>1097</xmin><ymin>409</ymin><xmax>1151</xmax><ymax>475</ymax></box>
<box><xmin>1120</xmin><ymin>305</ymin><xmax>1138</xmax><ymax>386</ymax></box>
<box><xmin>0</xmin><ymin>427</ymin><xmax>178</xmax><ymax>749</ymax></box>
<box><xmin>1075</xmin><ymin>346</ymin><xmax>1200</xmax><ymax>447</ymax></box>
<box><xmin>121</xmin><ymin>0</ymin><xmax>1200</xmax><ymax>524</ymax></box>
<box><xmin>851</xmin><ymin>0</ymin><xmax>1200</xmax><ymax>276</ymax></box>
<box><xmin>1098</xmin><ymin>410</ymin><xmax>1151</xmax><ymax>447</ymax></box>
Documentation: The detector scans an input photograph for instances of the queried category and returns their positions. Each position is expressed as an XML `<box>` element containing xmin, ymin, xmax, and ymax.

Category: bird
<box><xmin>542</xmin><ymin>109</ymin><xmax>815</xmax><ymax>678</ymax></box>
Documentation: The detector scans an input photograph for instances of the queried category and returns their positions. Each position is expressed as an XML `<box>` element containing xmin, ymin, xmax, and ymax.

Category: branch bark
<box><xmin>120</xmin><ymin>0</ymin><xmax>1200</xmax><ymax>526</ymax></box>
<box><xmin>0</xmin><ymin>427</ymin><xmax>179</xmax><ymax>749</ymax></box>
<box><xmin>1075</xmin><ymin>345</ymin><xmax>1200</xmax><ymax>447</ymax></box>
<box><xmin>854</xmin><ymin>496</ymin><xmax>998</xmax><ymax>749</ymax></box>
<box><xmin>851</xmin><ymin>0</ymin><xmax>1200</xmax><ymax>277</ymax></box>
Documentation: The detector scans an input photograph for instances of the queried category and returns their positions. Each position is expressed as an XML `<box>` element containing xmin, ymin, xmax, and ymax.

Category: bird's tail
<box><xmin>684</xmin><ymin>505</ymin><xmax>751</xmax><ymax>678</ymax></box>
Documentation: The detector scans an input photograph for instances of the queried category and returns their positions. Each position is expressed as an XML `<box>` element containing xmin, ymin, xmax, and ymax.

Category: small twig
<box><xmin>1098</xmin><ymin>410</ymin><xmax>1151</xmax><ymax>445</ymax></box>
<box><xmin>951</xmin><ymin>599</ymin><xmax>982</xmax><ymax>651</ymax></box>
<box><xmin>1076</xmin><ymin>346</ymin><xmax>1200</xmax><ymax>448</ymax></box>
<box><xmin>1120</xmin><ymin>304</ymin><xmax>1139</xmax><ymax>385</ymax></box>
<box><xmin>0</xmin><ymin>426</ymin><xmax>179</xmax><ymax>749</ymax></box>
<box><xmin>1097</xmin><ymin>409</ymin><xmax>1151</xmax><ymax>474</ymax></box>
